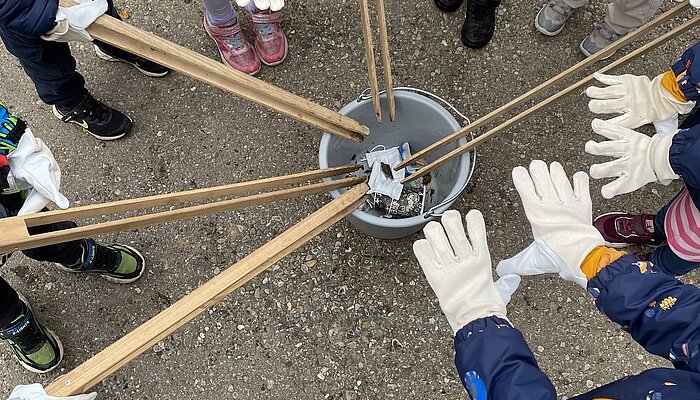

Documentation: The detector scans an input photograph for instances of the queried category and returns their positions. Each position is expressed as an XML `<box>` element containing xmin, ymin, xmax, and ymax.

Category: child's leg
<box><xmin>648</xmin><ymin>188</ymin><xmax>700</xmax><ymax>275</ymax></box>
<box><xmin>604</xmin><ymin>0</ymin><xmax>663</xmax><ymax>35</ymax></box>
<box><xmin>21</xmin><ymin>221</ymin><xmax>83</xmax><ymax>266</ymax></box>
<box><xmin>0</xmin><ymin>27</ymin><xmax>87</xmax><ymax>109</ymax></box>
<box><xmin>0</xmin><ymin>276</ymin><xmax>22</xmax><ymax>329</ymax></box>
<box><xmin>202</xmin><ymin>0</ymin><xmax>238</xmax><ymax>25</ymax></box>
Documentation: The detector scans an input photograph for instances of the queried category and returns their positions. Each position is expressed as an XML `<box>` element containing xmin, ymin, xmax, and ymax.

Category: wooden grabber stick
<box><xmin>45</xmin><ymin>183</ymin><xmax>369</xmax><ymax>396</ymax></box>
<box><xmin>58</xmin><ymin>0</ymin><xmax>369</xmax><ymax>142</ymax></box>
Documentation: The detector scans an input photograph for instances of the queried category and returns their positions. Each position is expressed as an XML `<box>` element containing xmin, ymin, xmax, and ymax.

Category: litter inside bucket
<box><xmin>319</xmin><ymin>89</ymin><xmax>473</xmax><ymax>239</ymax></box>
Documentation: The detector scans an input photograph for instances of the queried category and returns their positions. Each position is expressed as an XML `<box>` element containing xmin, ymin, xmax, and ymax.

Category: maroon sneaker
<box><xmin>593</xmin><ymin>212</ymin><xmax>662</xmax><ymax>248</ymax></box>
<box><xmin>250</xmin><ymin>10</ymin><xmax>288</xmax><ymax>66</ymax></box>
<box><xmin>203</xmin><ymin>17</ymin><xmax>261</xmax><ymax>75</ymax></box>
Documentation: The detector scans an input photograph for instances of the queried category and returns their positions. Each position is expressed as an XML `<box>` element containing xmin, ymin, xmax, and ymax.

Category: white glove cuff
<box><xmin>649</xmin><ymin>132</ymin><xmax>679</xmax><ymax>184</ymax></box>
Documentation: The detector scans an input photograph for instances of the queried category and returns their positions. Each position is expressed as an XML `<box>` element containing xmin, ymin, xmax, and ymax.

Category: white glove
<box><xmin>586</xmin><ymin>72</ymin><xmax>695</xmax><ymax>129</ymax></box>
<box><xmin>413</xmin><ymin>209</ymin><xmax>519</xmax><ymax>334</ymax></box>
<box><xmin>7</xmin><ymin>384</ymin><xmax>96</xmax><ymax>400</ymax></box>
<box><xmin>692</xmin><ymin>0</ymin><xmax>700</xmax><ymax>8</ymax></box>
<box><xmin>497</xmin><ymin>232</ymin><xmax>573</xmax><ymax>285</ymax></box>
<box><xmin>585</xmin><ymin>119</ymin><xmax>678</xmax><ymax>199</ymax></box>
<box><xmin>236</xmin><ymin>0</ymin><xmax>285</xmax><ymax>11</ymax></box>
<box><xmin>510</xmin><ymin>161</ymin><xmax>604</xmax><ymax>288</ymax></box>
<box><xmin>8</xmin><ymin>129</ymin><xmax>69</xmax><ymax>215</ymax></box>
<box><xmin>41</xmin><ymin>0</ymin><xmax>108</xmax><ymax>43</ymax></box>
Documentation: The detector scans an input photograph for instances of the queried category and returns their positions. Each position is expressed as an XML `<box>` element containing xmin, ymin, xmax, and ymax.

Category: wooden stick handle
<box><xmin>395</xmin><ymin>0</ymin><xmax>691</xmax><ymax>170</ymax></box>
<box><xmin>59</xmin><ymin>0</ymin><xmax>369</xmax><ymax>141</ymax></box>
<box><xmin>22</xmin><ymin>165</ymin><xmax>360</xmax><ymax>227</ymax></box>
<box><xmin>401</xmin><ymin>14</ymin><xmax>700</xmax><ymax>184</ymax></box>
<box><xmin>0</xmin><ymin>177</ymin><xmax>365</xmax><ymax>254</ymax></box>
<box><xmin>45</xmin><ymin>183</ymin><xmax>368</xmax><ymax>396</ymax></box>
<box><xmin>375</xmin><ymin>0</ymin><xmax>395</xmax><ymax>122</ymax></box>
<box><xmin>359</xmin><ymin>0</ymin><xmax>382</xmax><ymax>124</ymax></box>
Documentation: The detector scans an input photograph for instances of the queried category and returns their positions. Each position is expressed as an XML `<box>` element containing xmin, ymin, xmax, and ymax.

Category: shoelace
<box><xmin>74</xmin><ymin>96</ymin><xmax>111</xmax><ymax>124</ymax></box>
<box><xmin>256</xmin><ymin>22</ymin><xmax>275</xmax><ymax>37</ymax></box>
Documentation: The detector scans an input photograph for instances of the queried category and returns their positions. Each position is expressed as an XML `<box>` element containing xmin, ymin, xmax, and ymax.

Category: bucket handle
<box><xmin>357</xmin><ymin>87</ymin><xmax>477</xmax><ymax>219</ymax></box>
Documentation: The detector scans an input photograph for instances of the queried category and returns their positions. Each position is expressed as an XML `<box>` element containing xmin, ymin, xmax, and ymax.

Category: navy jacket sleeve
<box><xmin>0</xmin><ymin>0</ymin><xmax>59</xmax><ymax>38</ymax></box>
<box><xmin>670</xmin><ymin>125</ymin><xmax>700</xmax><ymax>209</ymax></box>
<box><xmin>588</xmin><ymin>254</ymin><xmax>700</xmax><ymax>372</ymax></box>
<box><xmin>671</xmin><ymin>41</ymin><xmax>700</xmax><ymax>102</ymax></box>
<box><xmin>454</xmin><ymin>316</ymin><xmax>557</xmax><ymax>399</ymax></box>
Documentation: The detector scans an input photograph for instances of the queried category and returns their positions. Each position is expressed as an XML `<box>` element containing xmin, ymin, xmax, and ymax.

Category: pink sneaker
<box><xmin>250</xmin><ymin>10</ymin><xmax>288</xmax><ymax>66</ymax></box>
<box><xmin>203</xmin><ymin>17</ymin><xmax>261</xmax><ymax>75</ymax></box>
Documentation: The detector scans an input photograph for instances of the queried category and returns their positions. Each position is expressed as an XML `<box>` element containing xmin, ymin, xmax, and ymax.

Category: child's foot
<box><xmin>461</xmin><ymin>0</ymin><xmax>500</xmax><ymax>49</ymax></box>
<box><xmin>52</xmin><ymin>94</ymin><xmax>133</xmax><ymax>141</ymax></box>
<box><xmin>580</xmin><ymin>20</ymin><xmax>622</xmax><ymax>59</ymax></box>
<box><xmin>593</xmin><ymin>212</ymin><xmax>662</xmax><ymax>248</ymax></box>
<box><xmin>250</xmin><ymin>10</ymin><xmax>288</xmax><ymax>66</ymax></box>
<box><xmin>434</xmin><ymin>0</ymin><xmax>464</xmax><ymax>13</ymax></box>
<box><xmin>535</xmin><ymin>0</ymin><xmax>577</xmax><ymax>36</ymax></box>
<box><xmin>94</xmin><ymin>44</ymin><xmax>170</xmax><ymax>78</ymax></box>
<box><xmin>56</xmin><ymin>238</ymin><xmax>145</xmax><ymax>284</ymax></box>
<box><xmin>204</xmin><ymin>16</ymin><xmax>261</xmax><ymax>75</ymax></box>
<box><xmin>0</xmin><ymin>294</ymin><xmax>63</xmax><ymax>374</ymax></box>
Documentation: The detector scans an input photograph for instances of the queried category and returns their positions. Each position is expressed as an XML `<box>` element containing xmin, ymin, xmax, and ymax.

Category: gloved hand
<box><xmin>236</xmin><ymin>0</ymin><xmax>285</xmax><ymax>11</ymax></box>
<box><xmin>41</xmin><ymin>0</ymin><xmax>108</xmax><ymax>43</ymax></box>
<box><xmin>7</xmin><ymin>129</ymin><xmax>69</xmax><ymax>215</ymax></box>
<box><xmin>413</xmin><ymin>209</ymin><xmax>520</xmax><ymax>334</ymax></box>
<box><xmin>7</xmin><ymin>384</ymin><xmax>96</xmax><ymax>400</ymax></box>
<box><xmin>692</xmin><ymin>0</ymin><xmax>700</xmax><ymax>8</ymax></box>
<box><xmin>504</xmin><ymin>161</ymin><xmax>604</xmax><ymax>288</ymax></box>
<box><xmin>585</xmin><ymin>119</ymin><xmax>678</xmax><ymax>199</ymax></box>
<box><xmin>586</xmin><ymin>72</ymin><xmax>695</xmax><ymax>129</ymax></box>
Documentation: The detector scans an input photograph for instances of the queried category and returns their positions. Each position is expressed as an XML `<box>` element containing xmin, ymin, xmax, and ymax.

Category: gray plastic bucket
<box><xmin>319</xmin><ymin>87</ymin><xmax>475</xmax><ymax>239</ymax></box>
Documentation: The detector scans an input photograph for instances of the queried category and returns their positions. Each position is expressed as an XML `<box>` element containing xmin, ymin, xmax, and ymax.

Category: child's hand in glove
<box><xmin>7</xmin><ymin>384</ymin><xmax>96</xmax><ymax>400</ymax></box>
<box><xmin>413</xmin><ymin>209</ymin><xmax>520</xmax><ymax>334</ymax></box>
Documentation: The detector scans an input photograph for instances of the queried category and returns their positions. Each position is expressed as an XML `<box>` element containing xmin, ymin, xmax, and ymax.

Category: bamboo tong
<box><xmin>360</xmin><ymin>0</ymin><xmax>396</xmax><ymax>123</ymax></box>
<box><xmin>58</xmin><ymin>0</ymin><xmax>369</xmax><ymax>142</ymax></box>
<box><xmin>397</xmin><ymin>1</ymin><xmax>697</xmax><ymax>184</ymax></box>
<box><xmin>0</xmin><ymin>166</ymin><xmax>365</xmax><ymax>254</ymax></box>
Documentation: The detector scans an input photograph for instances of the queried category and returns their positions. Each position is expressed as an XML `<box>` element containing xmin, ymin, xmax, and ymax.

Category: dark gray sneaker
<box><xmin>56</xmin><ymin>238</ymin><xmax>145</xmax><ymax>284</ymax></box>
<box><xmin>580</xmin><ymin>20</ymin><xmax>622</xmax><ymax>59</ymax></box>
<box><xmin>535</xmin><ymin>0</ymin><xmax>577</xmax><ymax>36</ymax></box>
<box><xmin>52</xmin><ymin>94</ymin><xmax>133</xmax><ymax>141</ymax></box>
<box><xmin>0</xmin><ymin>295</ymin><xmax>63</xmax><ymax>374</ymax></box>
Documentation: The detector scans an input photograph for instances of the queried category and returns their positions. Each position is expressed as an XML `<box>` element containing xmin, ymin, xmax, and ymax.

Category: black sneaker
<box><xmin>0</xmin><ymin>295</ymin><xmax>63</xmax><ymax>373</ymax></box>
<box><xmin>56</xmin><ymin>238</ymin><xmax>145</xmax><ymax>284</ymax></box>
<box><xmin>435</xmin><ymin>0</ymin><xmax>464</xmax><ymax>12</ymax></box>
<box><xmin>461</xmin><ymin>0</ymin><xmax>501</xmax><ymax>49</ymax></box>
<box><xmin>52</xmin><ymin>94</ymin><xmax>133</xmax><ymax>140</ymax></box>
<box><xmin>94</xmin><ymin>44</ymin><xmax>170</xmax><ymax>78</ymax></box>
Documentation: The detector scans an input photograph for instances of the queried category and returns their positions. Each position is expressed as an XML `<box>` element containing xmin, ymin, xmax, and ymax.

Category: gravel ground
<box><xmin>1</xmin><ymin>0</ymin><xmax>699</xmax><ymax>399</ymax></box>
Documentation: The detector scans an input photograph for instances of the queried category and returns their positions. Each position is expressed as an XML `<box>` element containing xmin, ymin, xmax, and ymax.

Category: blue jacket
<box><xmin>454</xmin><ymin>254</ymin><xmax>700</xmax><ymax>399</ymax></box>
<box><xmin>0</xmin><ymin>0</ymin><xmax>58</xmax><ymax>38</ymax></box>
<box><xmin>673</xmin><ymin>122</ymin><xmax>700</xmax><ymax>209</ymax></box>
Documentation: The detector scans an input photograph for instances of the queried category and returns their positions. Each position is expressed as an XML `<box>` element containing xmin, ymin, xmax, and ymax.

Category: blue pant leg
<box><xmin>0</xmin><ymin>27</ymin><xmax>86</xmax><ymax>108</ymax></box>
<box><xmin>649</xmin><ymin>191</ymin><xmax>700</xmax><ymax>275</ymax></box>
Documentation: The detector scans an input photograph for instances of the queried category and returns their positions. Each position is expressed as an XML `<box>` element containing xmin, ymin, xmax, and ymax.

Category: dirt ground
<box><xmin>1</xmin><ymin>0</ymin><xmax>698</xmax><ymax>398</ymax></box>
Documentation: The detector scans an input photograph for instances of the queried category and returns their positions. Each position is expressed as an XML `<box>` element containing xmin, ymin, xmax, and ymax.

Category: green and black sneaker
<box><xmin>0</xmin><ymin>295</ymin><xmax>63</xmax><ymax>373</ymax></box>
<box><xmin>57</xmin><ymin>238</ymin><xmax>145</xmax><ymax>284</ymax></box>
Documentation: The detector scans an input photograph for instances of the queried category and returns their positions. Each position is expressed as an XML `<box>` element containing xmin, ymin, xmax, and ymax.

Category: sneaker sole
<box><xmin>52</xmin><ymin>105</ymin><xmax>131</xmax><ymax>141</ymax></box>
<box><xmin>257</xmin><ymin>37</ymin><xmax>288</xmax><ymax>67</ymax></box>
<box><xmin>534</xmin><ymin>11</ymin><xmax>567</xmax><ymax>36</ymax></box>
<box><xmin>13</xmin><ymin>293</ymin><xmax>64</xmax><ymax>374</ymax></box>
<box><xmin>94</xmin><ymin>46</ymin><xmax>170</xmax><ymax>78</ymax></box>
<box><xmin>53</xmin><ymin>244</ymin><xmax>146</xmax><ymax>284</ymax></box>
